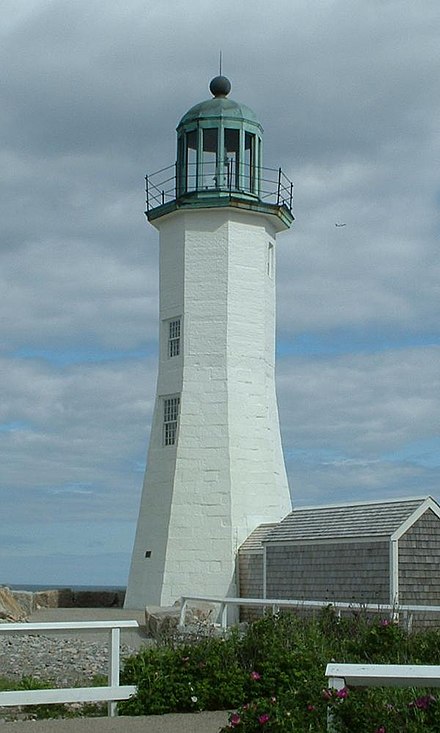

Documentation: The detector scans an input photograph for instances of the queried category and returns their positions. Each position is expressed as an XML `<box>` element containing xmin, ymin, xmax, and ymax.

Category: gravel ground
<box><xmin>0</xmin><ymin>633</ymin><xmax>138</xmax><ymax>686</ymax></box>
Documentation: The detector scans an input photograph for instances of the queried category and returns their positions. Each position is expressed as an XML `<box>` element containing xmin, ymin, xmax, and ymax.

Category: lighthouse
<box><xmin>125</xmin><ymin>76</ymin><xmax>294</xmax><ymax>609</ymax></box>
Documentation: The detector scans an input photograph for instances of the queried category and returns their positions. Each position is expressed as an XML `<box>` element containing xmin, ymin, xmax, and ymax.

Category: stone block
<box><xmin>0</xmin><ymin>586</ymin><xmax>27</xmax><ymax>621</ymax></box>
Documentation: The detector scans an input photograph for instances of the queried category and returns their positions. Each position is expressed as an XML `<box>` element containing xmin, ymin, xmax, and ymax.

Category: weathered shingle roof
<box><xmin>264</xmin><ymin>497</ymin><xmax>433</xmax><ymax>543</ymax></box>
<box><xmin>240</xmin><ymin>523</ymin><xmax>278</xmax><ymax>552</ymax></box>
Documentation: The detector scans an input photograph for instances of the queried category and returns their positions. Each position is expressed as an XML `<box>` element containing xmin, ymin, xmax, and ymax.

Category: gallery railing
<box><xmin>145</xmin><ymin>162</ymin><xmax>293</xmax><ymax>214</ymax></box>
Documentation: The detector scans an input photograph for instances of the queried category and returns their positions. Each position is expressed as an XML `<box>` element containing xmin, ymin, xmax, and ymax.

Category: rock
<box><xmin>0</xmin><ymin>586</ymin><xmax>27</xmax><ymax>621</ymax></box>
<box><xmin>144</xmin><ymin>601</ymin><xmax>217</xmax><ymax>637</ymax></box>
<box><xmin>145</xmin><ymin>605</ymin><xmax>184</xmax><ymax>636</ymax></box>
<box><xmin>34</xmin><ymin>588</ymin><xmax>74</xmax><ymax>608</ymax></box>
<box><xmin>10</xmin><ymin>590</ymin><xmax>36</xmax><ymax>616</ymax></box>
<box><xmin>72</xmin><ymin>590</ymin><xmax>125</xmax><ymax>608</ymax></box>
<box><xmin>184</xmin><ymin>600</ymin><xmax>217</xmax><ymax>623</ymax></box>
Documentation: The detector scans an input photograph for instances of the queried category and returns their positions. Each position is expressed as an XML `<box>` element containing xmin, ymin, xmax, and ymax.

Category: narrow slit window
<box><xmin>267</xmin><ymin>242</ymin><xmax>274</xmax><ymax>278</ymax></box>
<box><xmin>163</xmin><ymin>396</ymin><xmax>180</xmax><ymax>446</ymax></box>
<box><xmin>168</xmin><ymin>318</ymin><xmax>181</xmax><ymax>357</ymax></box>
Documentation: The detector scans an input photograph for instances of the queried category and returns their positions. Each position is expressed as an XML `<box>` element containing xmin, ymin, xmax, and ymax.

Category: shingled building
<box><xmin>239</xmin><ymin>496</ymin><xmax>440</xmax><ymax>611</ymax></box>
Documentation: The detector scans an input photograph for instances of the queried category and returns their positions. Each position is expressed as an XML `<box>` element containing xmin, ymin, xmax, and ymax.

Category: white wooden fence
<box><xmin>326</xmin><ymin>662</ymin><xmax>440</xmax><ymax>690</ymax></box>
<box><xmin>326</xmin><ymin>662</ymin><xmax>440</xmax><ymax>732</ymax></box>
<box><xmin>0</xmin><ymin>620</ymin><xmax>138</xmax><ymax>717</ymax></box>
<box><xmin>178</xmin><ymin>594</ymin><xmax>440</xmax><ymax>630</ymax></box>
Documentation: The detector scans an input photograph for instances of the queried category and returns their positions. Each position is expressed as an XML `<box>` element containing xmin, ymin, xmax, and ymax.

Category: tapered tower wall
<box><xmin>125</xmin><ymin>207</ymin><xmax>291</xmax><ymax>608</ymax></box>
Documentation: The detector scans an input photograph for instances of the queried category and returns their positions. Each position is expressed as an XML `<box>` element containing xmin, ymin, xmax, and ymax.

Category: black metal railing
<box><xmin>145</xmin><ymin>162</ymin><xmax>293</xmax><ymax>214</ymax></box>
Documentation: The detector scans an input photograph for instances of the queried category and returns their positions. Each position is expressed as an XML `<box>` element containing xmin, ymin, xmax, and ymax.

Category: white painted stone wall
<box><xmin>125</xmin><ymin>207</ymin><xmax>291</xmax><ymax>609</ymax></box>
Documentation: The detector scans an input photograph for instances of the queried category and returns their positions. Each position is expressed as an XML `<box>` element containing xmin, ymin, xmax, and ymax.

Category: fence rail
<box><xmin>0</xmin><ymin>620</ymin><xmax>138</xmax><ymax>717</ymax></box>
<box><xmin>178</xmin><ymin>595</ymin><xmax>440</xmax><ymax>630</ymax></box>
<box><xmin>325</xmin><ymin>662</ymin><xmax>440</xmax><ymax>732</ymax></box>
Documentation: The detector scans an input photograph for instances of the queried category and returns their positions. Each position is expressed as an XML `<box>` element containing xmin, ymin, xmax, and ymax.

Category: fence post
<box><xmin>179</xmin><ymin>597</ymin><xmax>187</xmax><ymax>627</ymax></box>
<box><xmin>221</xmin><ymin>603</ymin><xmax>228</xmax><ymax>630</ymax></box>
<box><xmin>108</xmin><ymin>626</ymin><xmax>120</xmax><ymax>717</ymax></box>
<box><xmin>327</xmin><ymin>675</ymin><xmax>345</xmax><ymax>733</ymax></box>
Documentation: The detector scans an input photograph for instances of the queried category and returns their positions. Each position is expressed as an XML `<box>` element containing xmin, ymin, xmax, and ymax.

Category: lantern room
<box><xmin>176</xmin><ymin>75</ymin><xmax>263</xmax><ymax>200</ymax></box>
<box><xmin>144</xmin><ymin>76</ymin><xmax>293</xmax><ymax>230</ymax></box>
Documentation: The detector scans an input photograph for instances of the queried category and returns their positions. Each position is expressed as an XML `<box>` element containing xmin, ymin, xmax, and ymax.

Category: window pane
<box><xmin>168</xmin><ymin>318</ymin><xmax>181</xmax><ymax>357</ymax></box>
<box><xmin>224</xmin><ymin>129</ymin><xmax>240</xmax><ymax>189</ymax></box>
<box><xmin>202</xmin><ymin>128</ymin><xmax>218</xmax><ymax>189</ymax></box>
<box><xmin>163</xmin><ymin>396</ymin><xmax>180</xmax><ymax>446</ymax></box>
<box><xmin>244</xmin><ymin>132</ymin><xmax>255</xmax><ymax>192</ymax></box>
<box><xmin>186</xmin><ymin>130</ymin><xmax>197</xmax><ymax>192</ymax></box>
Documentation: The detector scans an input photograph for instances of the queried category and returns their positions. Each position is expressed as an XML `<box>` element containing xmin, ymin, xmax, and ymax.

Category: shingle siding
<box><xmin>238</xmin><ymin>552</ymin><xmax>264</xmax><ymax>621</ymax></box>
<box><xmin>265</xmin><ymin>542</ymin><xmax>390</xmax><ymax>604</ymax></box>
<box><xmin>399</xmin><ymin>510</ymin><xmax>440</xmax><ymax>605</ymax></box>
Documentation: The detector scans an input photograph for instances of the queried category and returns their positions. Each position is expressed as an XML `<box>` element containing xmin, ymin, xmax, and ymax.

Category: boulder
<box><xmin>145</xmin><ymin>601</ymin><xmax>217</xmax><ymax>637</ymax></box>
<box><xmin>185</xmin><ymin>600</ymin><xmax>217</xmax><ymax>624</ymax></box>
<box><xmin>0</xmin><ymin>586</ymin><xmax>27</xmax><ymax>621</ymax></box>
<box><xmin>10</xmin><ymin>590</ymin><xmax>35</xmax><ymax>616</ymax></box>
<box><xmin>34</xmin><ymin>588</ymin><xmax>74</xmax><ymax>608</ymax></box>
<box><xmin>145</xmin><ymin>605</ymin><xmax>182</xmax><ymax>637</ymax></box>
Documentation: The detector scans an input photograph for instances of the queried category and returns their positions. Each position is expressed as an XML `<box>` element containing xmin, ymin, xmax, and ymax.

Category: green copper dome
<box><xmin>178</xmin><ymin>96</ymin><xmax>262</xmax><ymax>130</ymax></box>
<box><xmin>177</xmin><ymin>76</ymin><xmax>262</xmax><ymax>131</ymax></box>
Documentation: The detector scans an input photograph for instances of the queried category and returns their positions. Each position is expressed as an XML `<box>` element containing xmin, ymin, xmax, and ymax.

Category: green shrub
<box><xmin>119</xmin><ymin>610</ymin><xmax>440</xmax><ymax>731</ymax></box>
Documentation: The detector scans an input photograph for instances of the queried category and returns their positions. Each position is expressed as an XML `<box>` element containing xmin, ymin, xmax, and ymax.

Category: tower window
<box><xmin>168</xmin><ymin>318</ymin><xmax>181</xmax><ymax>357</ymax></box>
<box><xmin>267</xmin><ymin>242</ymin><xmax>274</xmax><ymax>278</ymax></box>
<box><xmin>163</xmin><ymin>396</ymin><xmax>180</xmax><ymax>446</ymax></box>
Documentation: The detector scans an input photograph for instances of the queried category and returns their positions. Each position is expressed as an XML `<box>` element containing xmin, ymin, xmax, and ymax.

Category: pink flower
<box><xmin>230</xmin><ymin>713</ymin><xmax>241</xmax><ymax>727</ymax></box>
<box><xmin>374</xmin><ymin>727</ymin><xmax>386</xmax><ymax>733</ymax></box>
<box><xmin>258</xmin><ymin>713</ymin><xmax>270</xmax><ymax>725</ymax></box>
<box><xmin>250</xmin><ymin>671</ymin><xmax>261</xmax><ymax>680</ymax></box>
<box><xmin>336</xmin><ymin>687</ymin><xmax>348</xmax><ymax>699</ymax></box>
<box><xmin>307</xmin><ymin>704</ymin><xmax>316</xmax><ymax>711</ymax></box>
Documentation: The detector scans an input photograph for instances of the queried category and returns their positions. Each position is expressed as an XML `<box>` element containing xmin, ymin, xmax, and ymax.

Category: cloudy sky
<box><xmin>1</xmin><ymin>0</ymin><xmax>439</xmax><ymax>588</ymax></box>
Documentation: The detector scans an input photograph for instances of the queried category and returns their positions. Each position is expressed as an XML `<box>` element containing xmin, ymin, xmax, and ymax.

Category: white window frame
<box><xmin>163</xmin><ymin>395</ymin><xmax>180</xmax><ymax>446</ymax></box>
<box><xmin>167</xmin><ymin>317</ymin><xmax>181</xmax><ymax>358</ymax></box>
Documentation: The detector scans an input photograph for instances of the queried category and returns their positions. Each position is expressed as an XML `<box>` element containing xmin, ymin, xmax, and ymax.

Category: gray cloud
<box><xmin>1</xmin><ymin>0</ymin><xmax>439</xmax><ymax>584</ymax></box>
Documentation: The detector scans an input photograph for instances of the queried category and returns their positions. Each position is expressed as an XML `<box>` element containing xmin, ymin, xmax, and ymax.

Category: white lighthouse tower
<box><xmin>125</xmin><ymin>76</ymin><xmax>293</xmax><ymax>609</ymax></box>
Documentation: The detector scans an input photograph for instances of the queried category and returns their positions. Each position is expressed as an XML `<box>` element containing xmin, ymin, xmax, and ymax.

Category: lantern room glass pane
<box><xmin>202</xmin><ymin>128</ymin><xmax>218</xmax><ymax>189</ymax></box>
<box><xmin>244</xmin><ymin>132</ymin><xmax>255</xmax><ymax>193</ymax></box>
<box><xmin>186</xmin><ymin>130</ymin><xmax>197</xmax><ymax>192</ymax></box>
<box><xmin>224</xmin><ymin>129</ymin><xmax>240</xmax><ymax>189</ymax></box>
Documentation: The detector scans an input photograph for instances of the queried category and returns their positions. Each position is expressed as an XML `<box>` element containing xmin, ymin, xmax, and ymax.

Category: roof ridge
<box><xmin>291</xmin><ymin>496</ymin><xmax>431</xmax><ymax>512</ymax></box>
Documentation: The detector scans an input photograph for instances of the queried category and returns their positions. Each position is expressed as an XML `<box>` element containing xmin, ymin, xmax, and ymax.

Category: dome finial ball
<box><xmin>209</xmin><ymin>75</ymin><xmax>231</xmax><ymax>97</ymax></box>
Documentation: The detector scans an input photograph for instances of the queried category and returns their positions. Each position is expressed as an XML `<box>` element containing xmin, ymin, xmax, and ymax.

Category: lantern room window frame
<box><xmin>177</xmin><ymin>121</ymin><xmax>262</xmax><ymax>199</ymax></box>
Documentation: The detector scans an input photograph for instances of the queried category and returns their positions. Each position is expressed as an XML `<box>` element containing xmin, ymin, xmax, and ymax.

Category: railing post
<box><xmin>221</xmin><ymin>603</ymin><xmax>228</xmax><ymax>630</ymax></box>
<box><xmin>145</xmin><ymin>175</ymin><xmax>149</xmax><ymax>212</ymax></box>
<box><xmin>289</xmin><ymin>181</ymin><xmax>293</xmax><ymax>210</ymax></box>
<box><xmin>179</xmin><ymin>597</ymin><xmax>188</xmax><ymax>628</ymax></box>
<box><xmin>108</xmin><ymin>626</ymin><xmax>120</xmax><ymax>717</ymax></box>
<box><xmin>276</xmin><ymin>167</ymin><xmax>282</xmax><ymax>205</ymax></box>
